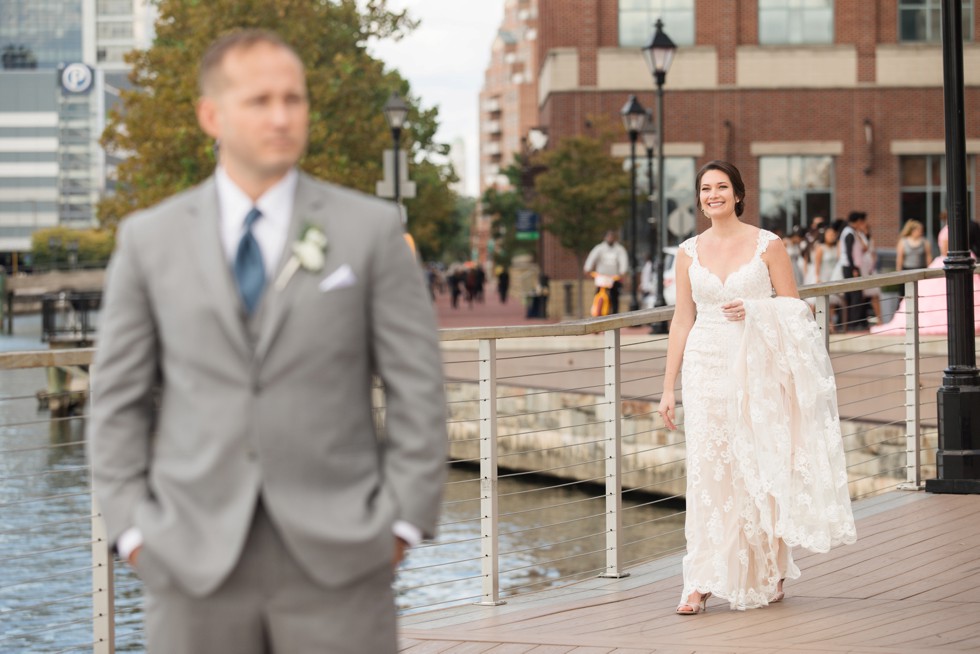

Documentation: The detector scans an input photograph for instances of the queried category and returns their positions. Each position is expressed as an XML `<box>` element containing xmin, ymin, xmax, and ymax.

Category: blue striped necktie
<box><xmin>234</xmin><ymin>207</ymin><xmax>265</xmax><ymax>314</ymax></box>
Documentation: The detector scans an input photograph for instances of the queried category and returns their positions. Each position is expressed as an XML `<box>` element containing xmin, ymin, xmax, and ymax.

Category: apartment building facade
<box><xmin>481</xmin><ymin>0</ymin><xmax>980</xmax><ymax>286</ymax></box>
<box><xmin>0</xmin><ymin>0</ymin><xmax>154</xmax><ymax>265</ymax></box>
<box><xmin>477</xmin><ymin>0</ymin><xmax>543</xmax><ymax>264</ymax></box>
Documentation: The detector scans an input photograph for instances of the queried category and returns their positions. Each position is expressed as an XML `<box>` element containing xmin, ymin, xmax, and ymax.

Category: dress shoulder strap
<box><xmin>680</xmin><ymin>236</ymin><xmax>698</xmax><ymax>259</ymax></box>
<box><xmin>757</xmin><ymin>229</ymin><xmax>780</xmax><ymax>255</ymax></box>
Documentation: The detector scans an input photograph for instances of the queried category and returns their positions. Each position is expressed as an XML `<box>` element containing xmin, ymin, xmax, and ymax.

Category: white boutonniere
<box><xmin>275</xmin><ymin>223</ymin><xmax>328</xmax><ymax>291</ymax></box>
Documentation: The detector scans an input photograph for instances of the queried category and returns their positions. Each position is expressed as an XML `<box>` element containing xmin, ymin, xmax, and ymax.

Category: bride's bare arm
<box><xmin>659</xmin><ymin>252</ymin><xmax>695</xmax><ymax>430</ymax></box>
<box><xmin>763</xmin><ymin>237</ymin><xmax>801</xmax><ymax>299</ymax></box>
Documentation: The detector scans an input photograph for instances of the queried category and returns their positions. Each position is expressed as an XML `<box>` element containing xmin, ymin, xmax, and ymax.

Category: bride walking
<box><xmin>658</xmin><ymin>161</ymin><xmax>857</xmax><ymax>614</ymax></box>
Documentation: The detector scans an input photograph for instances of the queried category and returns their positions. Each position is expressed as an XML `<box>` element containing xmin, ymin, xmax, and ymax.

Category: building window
<box><xmin>97</xmin><ymin>21</ymin><xmax>134</xmax><ymax>40</ymax></box>
<box><xmin>759</xmin><ymin>0</ymin><xmax>834</xmax><ymax>45</ymax></box>
<box><xmin>96</xmin><ymin>45</ymin><xmax>132</xmax><ymax>63</ymax></box>
<box><xmin>900</xmin><ymin>155</ymin><xmax>974</xmax><ymax>246</ymax></box>
<box><xmin>899</xmin><ymin>1</ymin><xmax>974</xmax><ymax>42</ymax></box>
<box><xmin>97</xmin><ymin>0</ymin><xmax>135</xmax><ymax>16</ymax></box>
<box><xmin>619</xmin><ymin>0</ymin><xmax>695</xmax><ymax>48</ymax></box>
<box><xmin>759</xmin><ymin>156</ymin><xmax>834</xmax><ymax>235</ymax></box>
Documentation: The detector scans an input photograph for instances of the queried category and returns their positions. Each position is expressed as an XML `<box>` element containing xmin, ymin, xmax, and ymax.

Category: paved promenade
<box><xmin>433</xmin><ymin>280</ymin><xmax>654</xmax><ymax>333</ymax></box>
<box><xmin>401</xmin><ymin>491</ymin><xmax>980</xmax><ymax>653</ymax></box>
<box><xmin>433</xmin><ymin>281</ymin><xmax>557</xmax><ymax>329</ymax></box>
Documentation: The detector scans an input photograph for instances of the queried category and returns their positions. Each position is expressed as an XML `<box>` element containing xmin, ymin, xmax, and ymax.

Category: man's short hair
<box><xmin>847</xmin><ymin>211</ymin><xmax>867</xmax><ymax>223</ymax></box>
<box><xmin>198</xmin><ymin>29</ymin><xmax>300</xmax><ymax>96</ymax></box>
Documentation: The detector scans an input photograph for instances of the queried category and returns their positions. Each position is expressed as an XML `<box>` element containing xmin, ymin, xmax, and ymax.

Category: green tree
<box><xmin>31</xmin><ymin>227</ymin><xmax>115</xmax><ymax>269</ymax></box>
<box><xmin>480</xmin><ymin>160</ymin><xmax>536</xmax><ymax>267</ymax></box>
<box><xmin>532</xmin><ymin>132</ymin><xmax>629</xmax><ymax>317</ymax></box>
<box><xmin>99</xmin><ymin>0</ymin><xmax>458</xmax><ymax>258</ymax></box>
<box><xmin>404</xmin><ymin>159</ymin><xmax>460</xmax><ymax>262</ymax></box>
<box><xmin>442</xmin><ymin>195</ymin><xmax>476</xmax><ymax>264</ymax></box>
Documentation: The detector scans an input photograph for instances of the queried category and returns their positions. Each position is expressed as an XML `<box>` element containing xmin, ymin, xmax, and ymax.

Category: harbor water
<box><xmin>0</xmin><ymin>315</ymin><xmax>684</xmax><ymax>651</ymax></box>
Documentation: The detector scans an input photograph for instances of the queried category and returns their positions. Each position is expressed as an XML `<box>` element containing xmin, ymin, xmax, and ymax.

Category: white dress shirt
<box><xmin>116</xmin><ymin>168</ymin><xmax>421</xmax><ymax>561</ymax></box>
<box><xmin>216</xmin><ymin>166</ymin><xmax>296</xmax><ymax>275</ymax></box>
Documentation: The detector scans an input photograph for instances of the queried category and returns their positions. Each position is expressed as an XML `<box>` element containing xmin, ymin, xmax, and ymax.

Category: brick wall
<box><xmin>527</xmin><ymin>0</ymin><xmax>980</xmax><ymax>285</ymax></box>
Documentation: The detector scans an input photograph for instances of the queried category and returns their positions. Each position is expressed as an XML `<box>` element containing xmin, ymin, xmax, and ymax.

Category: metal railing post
<box><xmin>814</xmin><ymin>294</ymin><xmax>831</xmax><ymax>350</ymax></box>
<box><xmin>476</xmin><ymin>338</ymin><xmax>504</xmax><ymax>605</ymax></box>
<box><xmin>91</xmin><ymin>495</ymin><xmax>115</xmax><ymax>654</ymax></box>
<box><xmin>599</xmin><ymin>328</ymin><xmax>628</xmax><ymax>578</ymax></box>
<box><xmin>900</xmin><ymin>279</ymin><xmax>922</xmax><ymax>489</ymax></box>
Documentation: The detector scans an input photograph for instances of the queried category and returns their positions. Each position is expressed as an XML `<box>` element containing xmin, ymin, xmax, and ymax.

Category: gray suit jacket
<box><xmin>88</xmin><ymin>173</ymin><xmax>447</xmax><ymax>596</ymax></box>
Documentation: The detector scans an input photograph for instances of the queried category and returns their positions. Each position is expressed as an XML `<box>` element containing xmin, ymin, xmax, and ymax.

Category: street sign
<box><xmin>516</xmin><ymin>209</ymin><xmax>539</xmax><ymax>241</ymax></box>
<box><xmin>375</xmin><ymin>149</ymin><xmax>416</xmax><ymax>199</ymax></box>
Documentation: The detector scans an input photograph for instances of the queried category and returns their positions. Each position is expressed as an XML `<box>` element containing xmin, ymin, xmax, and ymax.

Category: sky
<box><xmin>367</xmin><ymin>0</ymin><xmax>506</xmax><ymax>197</ymax></box>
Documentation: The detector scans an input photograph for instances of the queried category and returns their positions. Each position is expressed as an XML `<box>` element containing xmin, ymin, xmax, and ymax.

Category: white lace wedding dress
<box><xmin>679</xmin><ymin>229</ymin><xmax>857</xmax><ymax>610</ymax></box>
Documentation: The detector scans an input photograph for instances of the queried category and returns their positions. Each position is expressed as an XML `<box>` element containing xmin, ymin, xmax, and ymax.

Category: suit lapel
<box><xmin>254</xmin><ymin>173</ymin><xmax>327</xmax><ymax>364</ymax></box>
<box><xmin>189</xmin><ymin>178</ymin><xmax>252</xmax><ymax>360</ymax></box>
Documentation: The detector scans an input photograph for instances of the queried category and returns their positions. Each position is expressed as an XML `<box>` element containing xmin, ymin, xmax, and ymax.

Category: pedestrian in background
<box><xmin>799</xmin><ymin>215</ymin><xmax>825</xmax><ymax>267</ymax></box>
<box><xmin>896</xmin><ymin>219</ymin><xmax>931</xmax><ymax>271</ymax></box>
<box><xmin>860</xmin><ymin>222</ymin><xmax>881</xmax><ymax>324</ymax></box>
<box><xmin>496</xmin><ymin>266</ymin><xmax>510</xmax><ymax>304</ymax></box>
<box><xmin>839</xmin><ymin>211</ymin><xmax>868</xmax><ymax>330</ymax></box>
<box><xmin>583</xmin><ymin>230</ymin><xmax>629</xmax><ymax>314</ymax></box>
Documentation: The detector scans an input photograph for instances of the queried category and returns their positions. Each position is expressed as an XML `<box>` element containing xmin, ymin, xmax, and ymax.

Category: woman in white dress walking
<box><xmin>658</xmin><ymin>161</ymin><xmax>857</xmax><ymax>614</ymax></box>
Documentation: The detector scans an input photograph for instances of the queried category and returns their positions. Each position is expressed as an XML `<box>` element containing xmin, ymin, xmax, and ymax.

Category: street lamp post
<box><xmin>641</xmin><ymin>110</ymin><xmax>657</xmax><ymax>278</ymax></box>
<box><xmin>621</xmin><ymin>95</ymin><xmax>647</xmax><ymax>312</ymax></box>
<box><xmin>641</xmin><ymin>110</ymin><xmax>664</xmax><ymax>330</ymax></box>
<box><xmin>926</xmin><ymin>0</ymin><xmax>980</xmax><ymax>493</ymax></box>
<box><xmin>383</xmin><ymin>92</ymin><xmax>409</xmax><ymax>205</ymax></box>
<box><xmin>643</xmin><ymin>19</ymin><xmax>676</xmax><ymax>312</ymax></box>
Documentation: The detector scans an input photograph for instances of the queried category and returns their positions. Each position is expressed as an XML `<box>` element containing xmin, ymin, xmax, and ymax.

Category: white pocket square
<box><xmin>318</xmin><ymin>264</ymin><xmax>357</xmax><ymax>292</ymax></box>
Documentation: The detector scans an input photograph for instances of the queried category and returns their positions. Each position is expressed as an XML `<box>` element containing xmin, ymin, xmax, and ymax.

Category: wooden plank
<box><xmin>400</xmin><ymin>493</ymin><xmax>979</xmax><ymax>654</ymax></box>
<box><xmin>400</xmin><ymin>641</ymin><xmax>466</xmax><ymax>653</ymax></box>
<box><xmin>441</xmin><ymin>643</ymin><xmax>500</xmax><ymax>653</ymax></box>
<box><xmin>483</xmin><ymin>644</ymin><xmax>538</xmax><ymax>653</ymax></box>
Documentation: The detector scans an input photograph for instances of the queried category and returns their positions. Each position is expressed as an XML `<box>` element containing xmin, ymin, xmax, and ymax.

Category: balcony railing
<box><xmin>0</xmin><ymin>268</ymin><xmax>959</xmax><ymax>652</ymax></box>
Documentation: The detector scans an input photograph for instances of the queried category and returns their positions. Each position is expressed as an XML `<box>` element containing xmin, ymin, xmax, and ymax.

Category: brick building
<box><xmin>477</xmin><ymin>0</ymin><xmax>543</xmax><ymax>265</ymax></box>
<box><xmin>480</xmin><ymin>0</ymin><xmax>980</xmax><ymax>296</ymax></box>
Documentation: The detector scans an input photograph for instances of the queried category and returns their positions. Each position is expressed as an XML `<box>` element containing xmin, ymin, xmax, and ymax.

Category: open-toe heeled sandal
<box><xmin>770</xmin><ymin>579</ymin><xmax>785</xmax><ymax>603</ymax></box>
<box><xmin>675</xmin><ymin>591</ymin><xmax>710</xmax><ymax>615</ymax></box>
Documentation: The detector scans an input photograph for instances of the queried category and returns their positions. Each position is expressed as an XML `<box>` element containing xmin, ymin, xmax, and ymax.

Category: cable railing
<box><xmin>0</xmin><ymin>266</ymin><xmax>963</xmax><ymax>652</ymax></box>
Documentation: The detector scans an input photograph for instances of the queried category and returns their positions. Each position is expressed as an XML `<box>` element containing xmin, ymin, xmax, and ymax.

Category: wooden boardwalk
<box><xmin>401</xmin><ymin>491</ymin><xmax>980</xmax><ymax>653</ymax></box>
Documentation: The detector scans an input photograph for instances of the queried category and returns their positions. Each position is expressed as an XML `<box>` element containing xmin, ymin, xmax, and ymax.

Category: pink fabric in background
<box><xmin>872</xmin><ymin>257</ymin><xmax>980</xmax><ymax>335</ymax></box>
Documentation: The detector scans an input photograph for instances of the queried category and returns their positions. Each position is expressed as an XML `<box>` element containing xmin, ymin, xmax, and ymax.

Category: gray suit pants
<box><xmin>142</xmin><ymin>501</ymin><xmax>397</xmax><ymax>654</ymax></box>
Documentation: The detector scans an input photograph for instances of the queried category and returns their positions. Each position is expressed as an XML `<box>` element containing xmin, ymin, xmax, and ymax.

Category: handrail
<box><xmin>438</xmin><ymin>268</ymin><xmax>949</xmax><ymax>341</ymax></box>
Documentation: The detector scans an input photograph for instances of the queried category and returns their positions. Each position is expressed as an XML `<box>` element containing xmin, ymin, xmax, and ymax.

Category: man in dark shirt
<box><xmin>840</xmin><ymin>211</ymin><xmax>868</xmax><ymax>330</ymax></box>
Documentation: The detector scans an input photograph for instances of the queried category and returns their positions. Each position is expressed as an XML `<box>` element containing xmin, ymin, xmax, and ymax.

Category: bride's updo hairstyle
<box><xmin>696</xmin><ymin>160</ymin><xmax>746</xmax><ymax>217</ymax></box>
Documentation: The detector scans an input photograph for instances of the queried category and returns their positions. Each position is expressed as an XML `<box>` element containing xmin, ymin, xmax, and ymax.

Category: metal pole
<box><xmin>599</xmin><ymin>328</ymin><xmax>628</xmax><ymax>578</ymax></box>
<box><xmin>392</xmin><ymin>126</ymin><xmax>402</xmax><ymax>205</ymax></box>
<box><xmin>900</xmin><ymin>279</ymin><xmax>922</xmax><ymax>490</ymax></box>
<box><xmin>646</xmin><ymin>144</ymin><xmax>655</xmax><ymax>262</ymax></box>
<box><xmin>476</xmin><ymin>339</ymin><xmax>505</xmax><ymax>604</ymax></box>
<box><xmin>629</xmin><ymin>133</ymin><xmax>639</xmax><ymax>311</ymax></box>
<box><xmin>92</xmin><ymin>470</ymin><xmax>116</xmax><ymax>652</ymax></box>
<box><xmin>926</xmin><ymin>0</ymin><xmax>980</xmax><ymax>493</ymax></box>
<box><xmin>654</xmin><ymin>77</ymin><xmax>667</xmax><ymax>309</ymax></box>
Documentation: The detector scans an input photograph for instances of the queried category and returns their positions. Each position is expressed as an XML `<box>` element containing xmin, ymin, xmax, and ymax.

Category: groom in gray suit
<box><xmin>88</xmin><ymin>30</ymin><xmax>447</xmax><ymax>653</ymax></box>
